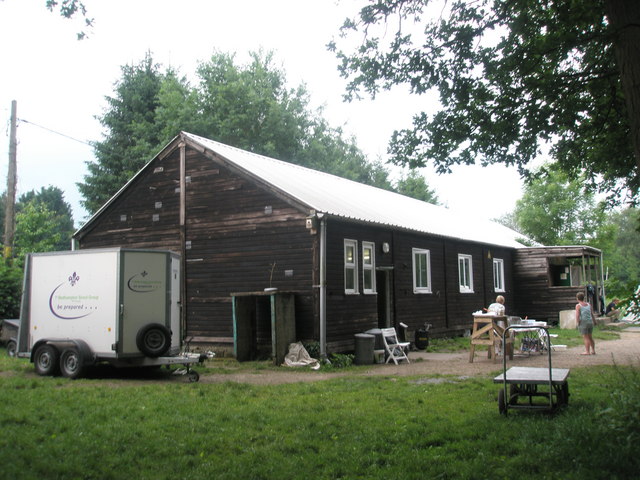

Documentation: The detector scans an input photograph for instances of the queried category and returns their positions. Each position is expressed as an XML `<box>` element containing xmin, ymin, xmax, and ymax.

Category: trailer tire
<box><xmin>60</xmin><ymin>347</ymin><xmax>85</xmax><ymax>379</ymax></box>
<box><xmin>136</xmin><ymin>323</ymin><xmax>172</xmax><ymax>358</ymax></box>
<box><xmin>34</xmin><ymin>344</ymin><xmax>60</xmax><ymax>376</ymax></box>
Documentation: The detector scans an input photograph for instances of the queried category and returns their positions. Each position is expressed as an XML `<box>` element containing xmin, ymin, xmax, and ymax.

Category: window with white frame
<box><xmin>458</xmin><ymin>254</ymin><xmax>474</xmax><ymax>293</ymax></box>
<box><xmin>493</xmin><ymin>258</ymin><xmax>505</xmax><ymax>292</ymax></box>
<box><xmin>344</xmin><ymin>239</ymin><xmax>358</xmax><ymax>294</ymax></box>
<box><xmin>412</xmin><ymin>248</ymin><xmax>432</xmax><ymax>293</ymax></box>
<box><xmin>362</xmin><ymin>242</ymin><xmax>376</xmax><ymax>294</ymax></box>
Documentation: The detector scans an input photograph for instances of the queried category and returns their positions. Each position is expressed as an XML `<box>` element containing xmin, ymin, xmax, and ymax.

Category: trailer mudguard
<box><xmin>31</xmin><ymin>339</ymin><xmax>95</xmax><ymax>366</ymax></box>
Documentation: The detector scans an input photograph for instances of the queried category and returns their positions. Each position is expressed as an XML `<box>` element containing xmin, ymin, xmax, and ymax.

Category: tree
<box><xmin>79</xmin><ymin>53</ymin><xmax>168</xmax><ymax>213</ymax></box>
<box><xmin>13</xmin><ymin>201</ymin><xmax>64</xmax><ymax>263</ymax></box>
<box><xmin>0</xmin><ymin>261</ymin><xmax>22</xmax><ymax>318</ymax></box>
<box><xmin>394</xmin><ymin>169</ymin><xmax>440</xmax><ymax>204</ymax></box>
<box><xmin>512</xmin><ymin>166</ymin><xmax>606</xmax><ymax>246</ymax></box>
<box><xmin>599</xmin><ymin>207</ymin><xmax>640</xmax><ymax>297</ymax></box>
<box><xmin>329</xmin><ymin>0</ymin><xmax>640</xmax><ymax>204</ymax></box>
<box><xmin>1</xmin><ymin>186</ymin><xmax>75</xmax><ymax>252</ymax></box>
<box><xmin>80</xmin><ymin>51</ymin><xmax>437</xmax><ymax>214</ymax></box>
<box><xmin>194</xmin><ymin>51</ymin><xmax>310</xmax><ymax>161</ymax></box>
<box><xmin>17</xmin><ymin>187</ymin><xmax>75</xmax><ymax>251</ymax></box>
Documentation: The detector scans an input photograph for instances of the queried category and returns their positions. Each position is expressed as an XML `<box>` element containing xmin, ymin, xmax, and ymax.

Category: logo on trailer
<box><xmin>127</xmin><ymin>270</ymin><xmax>162</xmax><ymax>293</ymax></box>
<box><xmin>49</xmin><ymin>272</ymin><xmax>99</xmax><ymax>320</ymax></box>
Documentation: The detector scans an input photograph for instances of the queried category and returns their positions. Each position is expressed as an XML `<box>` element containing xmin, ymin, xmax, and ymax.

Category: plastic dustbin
<box><xmin>364</xmin><ymin>328</ymin><xmax>384</xmax><ymax>350</ymax></box>
<box><xmin>354</xmin><ymin>333</ymin><xmax>375</xmax><ymax>365</ymax></box>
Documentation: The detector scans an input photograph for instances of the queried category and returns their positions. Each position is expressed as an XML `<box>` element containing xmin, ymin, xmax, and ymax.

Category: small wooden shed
<box><xmin>513</xmin><ymin>246</ymin><xmax>604</xmax><ymax>322</ymax></box>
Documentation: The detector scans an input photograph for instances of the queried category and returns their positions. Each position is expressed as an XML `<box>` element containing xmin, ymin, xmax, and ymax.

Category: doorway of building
<box><xmin>376</xmin><ymin>268</ymin><xmax>394</xmax><ymax>328</ymax></box>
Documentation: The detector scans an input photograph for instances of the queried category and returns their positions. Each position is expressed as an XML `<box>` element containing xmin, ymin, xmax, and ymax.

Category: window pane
<box><xmin>363</xmin><ymin>270</ymin><xmax>372</xmax><ymax>290</ymax></box>
<box><xmin>415</xmin><ymin>253</ymin><xmax>426</xmax><ymax>287</ymax></box>
<box><xmin>345</xmin><ymin>268</ymin><xmax>355</xmax><ymax>290</ymax></box>
<box><xmin>363</xmin><ymin>247</ymin><xmax>371</xmax><ymax>265</ymax></box>
<box><xmin>345</xmin><ymin>245</ymin><xmax>354</xmax><ymax>264</ymax></box>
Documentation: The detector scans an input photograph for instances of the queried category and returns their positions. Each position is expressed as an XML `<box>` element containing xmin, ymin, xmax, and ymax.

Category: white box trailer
<box><xmin>17</xmin><ymin>248</ymin><xmax>207</xmax><ymax>380</ymax></box>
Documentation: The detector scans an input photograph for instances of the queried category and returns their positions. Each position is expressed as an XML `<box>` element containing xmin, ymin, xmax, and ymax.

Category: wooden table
<box><xmin>468</xmin><ymin>314</ymin><xmax>513</xmax><ymax>363</ymax></box>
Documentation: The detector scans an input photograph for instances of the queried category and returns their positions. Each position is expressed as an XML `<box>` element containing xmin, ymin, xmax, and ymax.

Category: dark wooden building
<box><xmin>74</xmin><ymin>132</ymin><xmax>596</xmax><ymax>357</ymax></box>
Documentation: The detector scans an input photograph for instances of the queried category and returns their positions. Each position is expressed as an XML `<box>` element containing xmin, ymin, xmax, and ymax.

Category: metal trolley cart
<box><xmin>493</xmin><ymin>325</ymin><xmax>570</xmax><ymax>415</ymax></box>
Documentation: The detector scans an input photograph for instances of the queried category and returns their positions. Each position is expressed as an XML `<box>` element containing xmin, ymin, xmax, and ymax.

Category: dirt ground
<box><xmin>198</xmin><ymin>329</ymin><xmax>640</xmax><ymax>385</ymax></box>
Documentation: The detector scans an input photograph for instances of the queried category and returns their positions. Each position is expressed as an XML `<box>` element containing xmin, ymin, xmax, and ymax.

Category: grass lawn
<box><xmin>1</xmin><ymin>333</ymin><xmax>638</xmax><ymax>480</ymax></box>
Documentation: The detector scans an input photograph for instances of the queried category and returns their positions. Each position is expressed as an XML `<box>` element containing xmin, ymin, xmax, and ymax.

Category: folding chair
<box><xmin>381</xmin><ymin>327</ymin><xmax>410</xmax><ymax>364</ymax></box>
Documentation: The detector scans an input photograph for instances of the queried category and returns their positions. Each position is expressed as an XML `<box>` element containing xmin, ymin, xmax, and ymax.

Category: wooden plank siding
<box><xmin>77</xmin><ymin>145</ymin><xmax>318</xmax><ymax>345</ymax></box>
<box><xmin>512</xmin><ymin>247</ymin><xmax>602</xmax><ymax>323</ymax></box>
<box><xmin>322</xmin><ymin>220</ymin><xmax>516</xmax><ymax>349</ymax></box>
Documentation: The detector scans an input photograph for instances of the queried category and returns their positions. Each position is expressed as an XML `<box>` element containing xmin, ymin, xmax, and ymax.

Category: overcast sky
<box><xmin>0</xmin><ymin>0</ymin><xmax>525</xmax><ymax>226</ymax></box>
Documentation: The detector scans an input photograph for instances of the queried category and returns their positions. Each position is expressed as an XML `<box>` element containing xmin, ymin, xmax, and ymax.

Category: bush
<box><xmin>598</xmin><ymin>364</ymin><xmax>640</xmax><ymax>449</ymax></box>
<box><xmin>0</xmin><ymin>261</ymin><xmax>22</xmax><ymax>318</ymax></box>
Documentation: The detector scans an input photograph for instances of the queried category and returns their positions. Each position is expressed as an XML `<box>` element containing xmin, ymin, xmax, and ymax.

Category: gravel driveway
<box><xmin>199</xmin><ymin>329</ymin><xmax>640</xmax><ymax>385</ymax></box>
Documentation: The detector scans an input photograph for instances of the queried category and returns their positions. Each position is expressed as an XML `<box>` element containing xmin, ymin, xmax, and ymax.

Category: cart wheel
<box><xmin>60</xmin><ymin>348</ymin><xmax>85</xmax><ymax>379</ymax></box>
<box><xmin>136</xmin><ymin>323</ymin><xmax>172</xmax><ymax>358</ymax></box>
<box><xmin>6</xmin><ymin>340</ymin><xmax>17</xmax><ymax>358</ymax></box>
<box><xmin>188</xmin><ymin>371</ymin><xmax>200</xmax><ymax>383</ymax></box>
<box><xmin>498</xmin><ymin>388</ymin><xmax>507</xmax><ymax>415</ymax></box>
<box><xmin>34</xmin><ymin>344</ymin><xmax>60</xmax><ymax>376</ymax></box>
<box><xmin>509</xmin><ymin>384</ymin><xmax>519</xmax><ymax>405</ymax></box>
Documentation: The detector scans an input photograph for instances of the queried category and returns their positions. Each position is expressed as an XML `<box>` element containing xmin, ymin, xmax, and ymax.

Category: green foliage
<box><xmin>79</xmin><ymin>50</ymin><xmax>438</xmax><ymax>215</ymax></box>
<box><xmin>45</xmin><ymin>0</ymin><xmax>93</xmax><ymax>39</ymax></box>
<box><xmin>325</xmin><ymin>352</ymin><xmax>354</xmax><ymax>369</ymax></box>
<box><xmin>513</xmin><ymin>166</ymin><xmax>606</xmax><ymax>246</ymax></box>
<box><xmin>13</xmin><ymin>202</ymin><xmax>63</xmax><ymax>264</ymax></box>
<box><xmin>330</xmin><ymin>0</ymin><xmax>639</xmax><ymax>204</ymax></box>
<box><xmin>79</xmin><ymin>52</ymin><xmax>168</xmax><ymax>213</ymax></box>
<box><xmin>0</xmin><ymin>262</ymin><xmax>22</xmax><ymax>318</ymax></box>
<box><xmin>394</xmin><ymin>169</ymin><xmax>440</xmax><ymax>204</ymax></box>
<box><xmin>598</xmin><ymin>208</ymin><xmax>640</xmax><ymax>299</ymax></box>
<box><xmin>17</xmin><ymin>186</ymin><xmax>75</xmax><ymax>251</ymax></box>
<box><xmin>1</xmin><ymin>187</ymin><xmax>74</xmax><ymax>278</ymax></box>
<box><xmin>598</xmin><ymin>365</ymin><xmax>640</xmax><ymax>449</ymax></box>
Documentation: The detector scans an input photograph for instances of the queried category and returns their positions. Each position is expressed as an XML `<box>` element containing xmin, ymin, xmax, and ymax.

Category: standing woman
<box><xmin>575</xmin><ymin>292</ymin><xmax>596</xmax><ymax>355</ymax></box>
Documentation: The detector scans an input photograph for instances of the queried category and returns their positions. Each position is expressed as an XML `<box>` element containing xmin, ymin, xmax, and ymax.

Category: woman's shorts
<box><xmin>578</xmin><ymin>322</ymin><xmax>593</xmax><ymax>335</ymax></box>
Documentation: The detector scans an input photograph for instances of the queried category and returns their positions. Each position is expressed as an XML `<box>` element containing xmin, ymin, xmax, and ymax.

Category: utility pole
<box><xmin>4</xmin><ymin>100</ymin><xmax>17</xmax><ymax>260</ymax></box>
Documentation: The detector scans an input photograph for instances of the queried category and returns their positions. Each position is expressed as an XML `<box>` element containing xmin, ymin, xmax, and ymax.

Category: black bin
<box><xmin>354</xmin><ymin>333</ymin><xmax>374</xmax><ymax>365</ymax></box>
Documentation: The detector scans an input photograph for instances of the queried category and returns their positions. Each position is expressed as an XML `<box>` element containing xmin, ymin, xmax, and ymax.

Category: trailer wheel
<box><xmin>136</xmin><ymin>323</ymin><xmax>172</xmax><ymax>358</ymax></box>
<box><xmin>6</xmin><ymin>340</ymin><xmax>17</xmax><ymax>358</ymax></box>
<box><xmin>60</xmin><ymin>348</ymin><xmax>85</xmax><ymax>379</ymax></box>
<box><xmin>34</xmin><ymin>344</ymin><xmax>60</xmax><ymax>376</ymax></box>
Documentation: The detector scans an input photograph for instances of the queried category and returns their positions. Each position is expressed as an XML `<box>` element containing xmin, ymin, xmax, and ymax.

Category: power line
<box><xmin>17</xmin><ymin>117</ymin><xmax>95</xmax><ymax>148</ymax></box>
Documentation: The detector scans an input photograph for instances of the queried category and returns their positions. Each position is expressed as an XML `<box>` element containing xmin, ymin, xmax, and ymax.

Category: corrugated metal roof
<box><xmin>183</xmin><ymin>132</ymin><xmax>527</xmax><ymax>248</ymax></box>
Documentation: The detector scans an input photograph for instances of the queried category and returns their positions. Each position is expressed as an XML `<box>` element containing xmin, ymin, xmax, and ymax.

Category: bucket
<box><xmin>373</xmin><ymin>349</ymin><xmax>385</xmax><ymax>364</ymax></box>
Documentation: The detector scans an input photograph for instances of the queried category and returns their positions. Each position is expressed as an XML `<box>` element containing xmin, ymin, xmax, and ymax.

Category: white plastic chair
<box><xmin>381</xmin><ymin>327</ymin><xmax>410</xmax><ymax>364</ymax></box>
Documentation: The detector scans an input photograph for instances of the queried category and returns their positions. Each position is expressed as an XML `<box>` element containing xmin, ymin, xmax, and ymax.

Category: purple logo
<box><xmin>48</xmin><ymin>272</ymin><xmax>96</xmax><ymax>320</ymax></box>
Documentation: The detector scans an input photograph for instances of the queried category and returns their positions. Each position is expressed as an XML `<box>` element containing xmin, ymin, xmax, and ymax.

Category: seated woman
<box><xmin>487</xmin><ymin>295</ymin><xmax>506</xmax><ymax>315</ymax></box>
